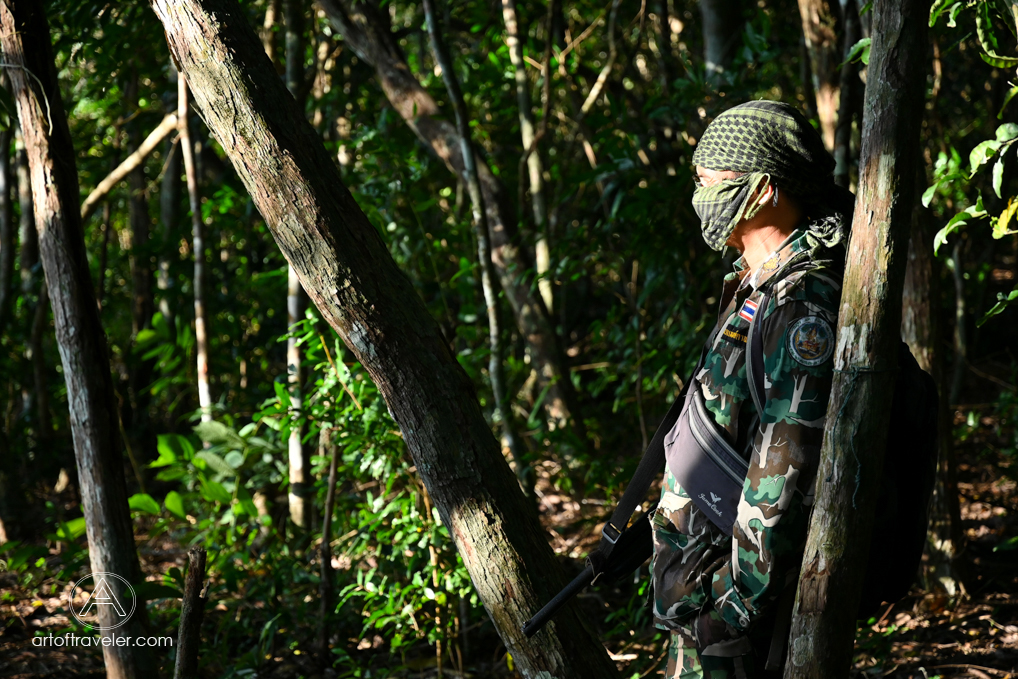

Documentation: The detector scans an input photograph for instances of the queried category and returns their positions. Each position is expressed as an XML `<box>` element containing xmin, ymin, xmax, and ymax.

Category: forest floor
<box><xmin>1</xmin><ymin>412</ymin><xmax>1017</xmax><ymax>678</ymax></box>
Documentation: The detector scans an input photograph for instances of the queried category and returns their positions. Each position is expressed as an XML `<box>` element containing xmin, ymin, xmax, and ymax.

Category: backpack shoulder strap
<box><xmin>747</xmin><ymin>259</ymin><xmax>820</xmax><ymax>417</ymax></box>
<box><xmin>587</xmin><ymin>327</ymin><xmax>720</xmax><ymax>581</ymax></box>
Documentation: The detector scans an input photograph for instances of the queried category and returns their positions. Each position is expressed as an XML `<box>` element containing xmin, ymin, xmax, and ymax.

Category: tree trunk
<box><xmin>902</xmin><ymin>197</ymin><xmax>963</xmax><ymax>596</ymax></box>
<box><xmin>173</xmin><ymin>547</ymin><xmax>208</xmax><ymax>679</ymax></box>
<box><xmin>317</xmin><ymin>0</ymin><xmax>582</xmax><ymax>436</ymax></box>
<box><xmin>0</xmin><ymin>127</ymin><xmax>13</xmax><ymax>336</ymax></box>
<box><xmin>784</xmin><ymin>0</ymin><xmax>929</xmax><ymax>675</ymax></box>
<box><xmin>501</xmin><ymin>0</ymin><xmax>551</xmax><ymax>312</ymax></box>
<box><xmin>158</xmin><ymin>65</ymin><xmax>181</xmax><ymax>334</ymax></box>
<box><xmin>178</xmin><ymin>75</ymin><xmax>213</xmax><ymax>422</ymax></box>
<box><xmin>797</xmin><ymin>0</ymin><xmax>843</xmax><ymax>150</ymax></box>
<box><xmin>285</xmin><ymin>0</ymin><xmax>311</xmax><ymax>529</ymax></box>
<box><xmin>0</xmin><ymin>2</ymin><xmax>151</xmax><ymax>677</ymax></box>
<box><xmin>148</xmin><ymin>2</ymin><xmax>618</xmax><ymax>676</ymax></box>
<box><xmin>425</xmin><ymin>0</ymin><xmax>523</xmax><ymax>483</ymax></box>
<box><xmin>700</xmin><ymin>0</ymin><xmax>744</xmax><ymax>81</ymax></box>
<box><xmin>834</xmin><ymin>0</ymin><xmax>862</xmax><ymax>187</ymax></box>
<box><xmin>124</xmin><ymin>73</ymin><xmax>156</xmax><ymax>461</ymax></box>
<box><xmin>15</xmin><ymin>135</ymin><xmax>35</xmax><ymax>294</ymax></box>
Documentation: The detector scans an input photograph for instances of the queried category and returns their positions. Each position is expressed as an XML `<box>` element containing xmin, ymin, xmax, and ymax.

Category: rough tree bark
<box><xmin>501</xmin><ymin>0</ymin><xmax>552</xmax><ymax>312</ymax></box>
<box><xmin>797</xmin><ymin>0</ymin><xmax>843</xmax><ymax>150</ymax></box>
<box><xmin>902</xmin><ymin>190</ymin><xmax>963</xmax><ymax>595</ymax></box>
<box><xmin>784</xmin><ymin>0</ymin><xmax>930</xmax><ymax>675</ymax></box>
<box><xmin>424</xmin><ymin>0</ymin><xmax>523</xmax><ymax>479</ymax></box>
<box><xmin>0</xmin><ymin>127</ymin><xmax>13</xmax><ymax>336</ymax></box>
<box><xmin>316</xmin><ymin>0</ymin><xmax>582</xmax><ymax>435</ymax></box>
<box><xmin>148</xmin><ymin>1</ymin><xmax>618</xmax><ymax>676</ymax></box>
<box><xmin>285</xmin><ymin>0</ymin><xmax>311</xmax><ymax>529</ymax></box>
<box><xmin>0</xmin><ymin>2</ymin><xmax>152</xmax><ymax>677</ymax></box>
<box><xmin>178</xmin><ymin>75</ymin><xmax>213</xmax><ymax>422</ymax></box>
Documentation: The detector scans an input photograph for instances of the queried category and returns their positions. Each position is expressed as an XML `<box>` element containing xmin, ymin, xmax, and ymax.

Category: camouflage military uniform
<box><xmin>651</xmin><ymin>228</ymin><xmax>842</xmax><ymax>678</ymax></box>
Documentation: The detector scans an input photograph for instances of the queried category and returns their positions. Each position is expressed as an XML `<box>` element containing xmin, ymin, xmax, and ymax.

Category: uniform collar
<box><xmin>724</xmin><ymin>228</ymin><xmax>810</xmax><ymax>291</ymax></box>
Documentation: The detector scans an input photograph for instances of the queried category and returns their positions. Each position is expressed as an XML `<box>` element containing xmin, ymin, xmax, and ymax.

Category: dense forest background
<box><xmin>0</xmin><ymin>0</ymin><xmax>1017</xmax><ymax>677</ymax></box>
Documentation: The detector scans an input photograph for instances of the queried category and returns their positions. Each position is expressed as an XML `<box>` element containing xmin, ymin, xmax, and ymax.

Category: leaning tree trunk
<box><xmin>284</xmin><ymin>0</ymin><xmax>311</xmax><ymax>530</ymax></box>
<box><xmin>317</xmin><ymin>0</ymin><xmax>582</xmax><ymax>436</ymax></box>
<box><xmin>783</xmin><ymin>0</ymin><xmax>930</xmax><ymax>676</ymax></box>
<box><xmin>833</xmin><ymin>0</ymin><xmax>862</xmax><ymax>187</ymax></box>
<box><xmin>0</xmin><ymin>2</ymin><xmax>151</xmax><ymax>677</ymax></box>
<box><xmin>902</xmin><ymin>187</ymin><xmax>963</xmax><ymax>595</ymax></box>
<box><xmin>797</xmin><ymin>0</ymin><xmax>843</xmax><ymax>151</ymax></box>
<box><xmin>148</xmin><ymin>1</ymin><xmax>618</xmax><ymax>676</ymax></box>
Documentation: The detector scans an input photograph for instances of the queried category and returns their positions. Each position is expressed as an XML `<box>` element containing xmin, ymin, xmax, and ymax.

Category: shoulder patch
<box><xmin>787</xmin><ymin>316</ymin><xmax>835</xmax><ymax>366</ymax></box>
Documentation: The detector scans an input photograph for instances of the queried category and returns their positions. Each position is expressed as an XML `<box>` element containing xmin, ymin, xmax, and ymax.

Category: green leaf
<box><xmin>197</xmin><ymin>451</ymin><xmax>236</xmax><ymax>476</ymax></box>
<box><xmin>996</xmin><ymin>123</ymin><xmax>1018</xmax><ymax>143</ymax></box>
<box><xmin>979</xmin><ymin>286</ymin><xmax>1018</xmax><ymax>327</ymax></box>
<box><xmin>975</xmin><ymin>2</ymin><xmax>1018</xmax><ymax>66</ymax></box>
<box><xmin>969</xmin><ymin>139</ymin><xmax>1002</xmax><ymax>176</ymax></box>
<box><xmin>934</xmin><ymin>205</ymin><xmax>985</xmax><ymax>254</ymax></box>
<box><xmin>993</xmin><ymin>156</ymin><xmax>1006</xmax><ymax>198</ymax></box>
<box><xmin>223</xmin><ymin>450</ymin><xmax>245</xmax><ymax>469</ymax></box>
<box><xmin>273</xmin><ymin>380</ymin><xmax>291</xmax><ymax>409</ymax></box>
<box><xmin>946</xmin><ymin>1</ymin><xmax>963</xmax><ymax>27</ymax></box>
<box><xmin>922</xmin><ymin>182</ymin><xmax>939</xmax><ymax>208</ymax></box>
<box><xmin>128</xmin><ymin>493</ymin><xmax>161</xmax><ymax>515</ymax></box>
<box><xmin>843</xmin><ymin>38</ymin><xmax>871</xmax><ymax>66</ymax></box>
<box><xmin>193</xmin><ymin>420</ymin><xmax>244</xmax><ymax>449</ymax></box>
<box><xmin>164</xmin><ymin>491</ymin><xmax>186</xmax><ymax>519</ymax></box>
<box><xmin>56</xmin><ymin>517</ymin><xmax>88</xmax><ymax>541</ymax></box>
<box><xmin>200</xmin><ymin>478</ymin><xmax>233</xmax><ymax>504</ymax></box>
<box><xmin>929</xmin><ymin>0</ymin><xmax>953</xmax><ymax>26</ymax></box>
<box><xmin>152</xmin><ymin>434</ymin><xmax>195</xmax><ymax>467</ymax></box>
<box><xmin>236</xmin><ymin>485</ymin><xmax>258</xmax><ymax>518</ymax></box>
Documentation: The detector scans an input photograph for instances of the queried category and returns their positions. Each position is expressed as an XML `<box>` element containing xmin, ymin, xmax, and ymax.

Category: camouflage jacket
<box><xmin>651</xmin><ymin>229</ymin><xmax>843</xmax><ymax>650</ymax></box>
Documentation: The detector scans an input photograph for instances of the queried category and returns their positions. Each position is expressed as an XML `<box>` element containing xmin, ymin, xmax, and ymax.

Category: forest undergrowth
<box><xmin>1</xmin><ymin>400</ymin><xmax>1016</xmax><ymax>679</ymax></box>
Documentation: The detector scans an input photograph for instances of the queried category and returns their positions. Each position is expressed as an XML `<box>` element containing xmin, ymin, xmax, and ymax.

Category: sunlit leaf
<box><xmin>164</xmin><ymin>491</ymin><xmax>185</xmax><ymax>519</ymax></box>
<box><xmin>969</xmin><ymin>139</ymin><xmax>1002</xmax><ymax>175</ymax></box>
<box><xmin>978</xmin><ymin>286</ymin><xmax>1018</xmax><ymax>327</ymax></box>
<box><xmin>197</xmin><ymin>451</ymin><xmax>235</xmax><ymax>476</ymax></box>
<box><xmin>128</xmin><ymin>493</ymin><xmax>160</xmax><ymax>515</ymax></box>
<box><xmin>193</xmin><ymin>420</ymin><xmax>244</xmax><ymax>449</ymax></box>
<box><xmin>994</xmin><ymin>198</ymin><xmax>1018</xmax><ymax>238</ymax></box>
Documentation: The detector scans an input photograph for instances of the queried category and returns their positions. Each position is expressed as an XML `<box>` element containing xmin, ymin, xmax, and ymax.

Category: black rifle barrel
<box><xmin>521</xmin><ymin>564</ymin><xmax>593</xmax><ymax>638</ymax></box>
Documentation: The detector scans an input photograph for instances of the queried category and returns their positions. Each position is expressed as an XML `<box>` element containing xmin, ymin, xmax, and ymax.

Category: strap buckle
<box><xmin>601</xmin><ymin>521</ymin><xmax>623</xmax><ymax>545</ymax></box>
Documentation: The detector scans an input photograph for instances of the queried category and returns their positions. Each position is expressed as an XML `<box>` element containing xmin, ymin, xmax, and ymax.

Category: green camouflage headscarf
<box><xmin>690</xmin><ymin>100</ymin><xmax>854</xmax><ymax>252</ymax></box>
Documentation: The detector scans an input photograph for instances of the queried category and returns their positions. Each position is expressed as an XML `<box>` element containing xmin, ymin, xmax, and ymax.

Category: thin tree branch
<box><xmin>80</xmin><ymin>112</ymin><xmax>177</xmax><ymax>222</ymax></box>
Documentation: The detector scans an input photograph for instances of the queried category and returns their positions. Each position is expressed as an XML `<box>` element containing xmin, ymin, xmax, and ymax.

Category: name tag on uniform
<box><xmin>721</xmin><ymin>324</ymin><xmax>747</xmax><ymax>347</ymax></box>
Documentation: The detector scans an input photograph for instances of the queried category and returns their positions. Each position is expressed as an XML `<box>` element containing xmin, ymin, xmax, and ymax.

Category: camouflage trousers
<box><xmin>664</xmin><ymin>630</ymin><xmax>759</xmax><ymax>679</ymax></box>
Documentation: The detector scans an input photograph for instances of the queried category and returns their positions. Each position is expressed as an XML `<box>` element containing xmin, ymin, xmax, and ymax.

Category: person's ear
<box><xmin>756</xmin><ymin>183</ymin><xmax>774</xmax><ymax>207</ymax></box>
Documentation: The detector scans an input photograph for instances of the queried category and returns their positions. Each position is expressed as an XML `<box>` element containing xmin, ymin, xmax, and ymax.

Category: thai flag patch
<box><xmin>738</xmin><ymin>299</ymin><xmax>758</xmax><ymax>323</ymax></box>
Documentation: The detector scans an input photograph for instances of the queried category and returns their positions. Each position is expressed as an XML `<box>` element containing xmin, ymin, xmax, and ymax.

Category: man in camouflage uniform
<box><xmin>651</xmin><ymin>101</ymin><xmax>855</xmax><ymax>678</ymax></box>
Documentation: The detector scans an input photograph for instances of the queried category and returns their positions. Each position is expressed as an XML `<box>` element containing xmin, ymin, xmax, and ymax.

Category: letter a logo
<box><xmin>68</xmin><ymin>572</ymin><xmax>137</xmax><ymax>631</ymax></box>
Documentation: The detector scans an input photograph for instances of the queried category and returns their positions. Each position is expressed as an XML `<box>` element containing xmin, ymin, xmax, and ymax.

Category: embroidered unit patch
<box><xmin>722</xmin><ymin>325</ymin><xmax>748</xmax><ymax>346</ymax></box>
<box><xmin>738</xmin><ymin>299</ymin><xmax>758</xmax><ymax>322</ymax></box>
<box><xmin>787</xmin><ymin>316</ymin><xmax>834</xmax><ymax>366</ymax></box>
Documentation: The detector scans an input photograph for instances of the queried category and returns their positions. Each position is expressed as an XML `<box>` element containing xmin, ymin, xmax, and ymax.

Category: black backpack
<box><xmin>744</xmin><ymin>285</ymin><xmax>941</xmax><ymax>619</ymax></box>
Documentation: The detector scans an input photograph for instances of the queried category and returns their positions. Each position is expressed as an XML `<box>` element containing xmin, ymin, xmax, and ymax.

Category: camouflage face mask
<box><xmin>691</xmin><ymin>172</ymin><xmax>772</xmax><ymax>251</ymax></box>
